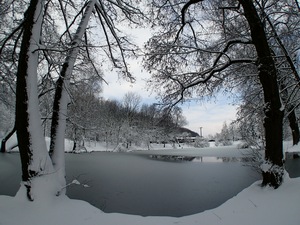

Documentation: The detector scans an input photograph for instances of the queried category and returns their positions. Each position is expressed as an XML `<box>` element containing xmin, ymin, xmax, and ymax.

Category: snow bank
<box><xmin>3</xmin><ymin>133</ymin><xmax>300</xmax><ymax>155</ymax></box>
<box><xmin>1</xmin><ymin>174</ymin><xmax>299</xmax><ymax>225</ymax></box>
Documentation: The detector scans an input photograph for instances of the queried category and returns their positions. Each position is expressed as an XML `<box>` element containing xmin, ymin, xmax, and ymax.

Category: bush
<box><xmin>193</xmin><ymin>137</ymin><xmax>209</xmax><ymax>148</ymax></box>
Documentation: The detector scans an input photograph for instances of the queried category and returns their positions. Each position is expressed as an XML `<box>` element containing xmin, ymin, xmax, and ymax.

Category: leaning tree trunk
<box><xmin>49</xmin><ymin>0</ymin><xmax>97</xmax><ymax>193</ymax></box>
<box><xmin>0</xmin><ymin>124</ymin><xmax>16</xmax><ymax>153</ymax></box>
<box><xmin>239</xmin><ymin>0</ymin><xmax>284</xmax><ymax>188</ymax></box>
<box><xmin>15</xmin><ymin>0</ymin><xmax>54</xmax><ymax>200</ymax></box>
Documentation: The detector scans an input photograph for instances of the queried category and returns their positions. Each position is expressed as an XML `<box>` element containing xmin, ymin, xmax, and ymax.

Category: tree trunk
<box><xmin>0</xmin><ymin>124</ymin><xmax>16</xmax><ymax>153</ymax></box>
<box><xmin>72</xmin><ymin>141</ymin><xmax>77</xmax><ymax>151</ymax></box>
<box><xmin>49</xmin><ymin>0</ymin><xmax>96</xmax><ymax>193</ymax></box>
<box><xmin>239</xmin><ymin>0</ymin><xmax>284</xmax><ymax>188</ymax></box>
<box><xmin>288</xmin><ymin>106</ymin><xmax>300</xmax><ymax>145</ymax></box>
<box><xmin>15</xmin><ymin>0</ymin><xmax>54</xmax><ymax>200</ymax></box>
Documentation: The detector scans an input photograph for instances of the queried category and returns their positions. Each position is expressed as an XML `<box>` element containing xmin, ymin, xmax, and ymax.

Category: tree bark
<box><xmin>0</xmin><ymin>124</ymin><xmax>16</xmax><ymax>153</ymax></box>
<box><xmin>288</xmin><ymin>106</ymin><xmax>300</xmax><ymax>145</ymax></box>
<box><xmin>15</xmin><ymin>0</ymin><xmax>54</xmax><ymax>199</ymax></box>
<box><xmin>239</xmin><ymin>0</ymin><xmax>284</xmax><ymax>188</ymax></box>
<box><xmin>49</xmin><ymin>0</ymin><xmax>96</xmax><ymax>193</ymax></box>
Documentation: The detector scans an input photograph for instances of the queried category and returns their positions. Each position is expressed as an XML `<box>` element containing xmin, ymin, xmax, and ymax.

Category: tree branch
<box><xmin>83</xmin><ymin>32</ymin><xmax>108</xmax><ymax>85</ymax></box>
<box><xmin>181</xmin><ymin>0</ymin><xmax>203</xmax><ymax>24</ymax></box>
<box><xmin>95</xmin><ymin>1</ymin><xmax>136</xmax><ymax>81</ymax></box>
<box><xmin>0</xmin><ymin>20</ymin><xmax>24</xmax><ymax>56</ymax></box>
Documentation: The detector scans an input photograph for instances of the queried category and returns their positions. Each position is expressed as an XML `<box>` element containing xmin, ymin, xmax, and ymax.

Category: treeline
<box><xmin>0</xmin><ymin>74</ymin><xmax>188</xmax><ymax>152</ymax></box>
<box><xmin>39</xmin><ymin>79</ymin><xmax>188</xmax><ymax>151</ymax></box>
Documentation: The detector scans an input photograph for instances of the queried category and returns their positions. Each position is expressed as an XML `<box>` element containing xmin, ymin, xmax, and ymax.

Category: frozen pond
<box><xmin>0</xmin><ymin>150</ymin><xmax>298</xmax><ymax>217</ymax></box>
<box><xmin>65</xmin><ymin>151</ymin><xmax>260</xmax><ymax>217</ymax></box>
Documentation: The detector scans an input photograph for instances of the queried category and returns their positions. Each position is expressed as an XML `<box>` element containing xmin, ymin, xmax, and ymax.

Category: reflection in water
<box><xmin>149</xmin><ymin>155</ymin><xmax>195</xmax><ymax>162</ymax></box>
<box><xmin>193</xmin><ymin>157</ymin><xmax>224</xmax><ymax>163</ymax></box>
<box><xmin>149</xmin><ymin>155</ymin><xmax>251</xmax><ymax>163</ymax></box>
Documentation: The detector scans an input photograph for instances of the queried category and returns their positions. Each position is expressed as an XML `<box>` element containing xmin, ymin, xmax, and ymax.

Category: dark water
<box><xmin>0</xmin><ymin>152</ymin><xmax>298</xmax><ymax>217</ymax></box>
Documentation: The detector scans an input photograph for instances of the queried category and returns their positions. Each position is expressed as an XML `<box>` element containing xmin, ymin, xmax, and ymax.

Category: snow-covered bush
<box><xmin>236</xmin><ymin>141</ymin><xmax>249</xmax><ymax>149</ymax></box>
<box><xmin>261</xmin><ymin>160</ymin><xmax>285</xmax><ymax>188</ymax></box>
<box><xmin>242</xmin><ymin>148</ymin><xmax>264</xmax><ymax>173</ymax></box>
<box><xmin>215</xmin><ymin>139</ymin><xmax>233</xmax><ymax>146</ymax></box>
<box><xmin>193</xmin><ymin>137</ymin><xmax>209</xmax><ymax>148</ymax></box>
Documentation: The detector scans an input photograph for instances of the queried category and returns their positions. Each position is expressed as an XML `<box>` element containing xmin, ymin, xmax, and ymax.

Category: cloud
<box><xmin>101</xmin><ymin>65</ymin><xmax>154</xmax><ymax>103</ymax></box>
<box><xmin>101</xmin><ymin>52</ymin><xmax>155</xmax><ymax>104</ymax></box>
<box><xmin>182</xmin><ymin>100</ymin><xmax>238</xmax><ymax>136</ymax></box>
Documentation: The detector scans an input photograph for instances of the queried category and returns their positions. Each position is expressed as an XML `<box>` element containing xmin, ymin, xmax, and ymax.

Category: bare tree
<box><xmin>0</xmin><ymin>0</ymin><xmax>145</xmax><ymax>200</ymax></box>
<box><xmin>145</xmin><ymin>0</ymin><xmax>300</xmax><ymax>187</ymax></box>
<box><xmin>216</xmin><ymin>122</ymin><xmax>232</xmax><ymax>146</ymax></box>
<box><xmin>66</xmin><ymin>76</ymin><xmax>102</xmax><ymax>151</ymax></box>
<box><xmin>15</xmin><ymin>0</ymin><xmax>56</xmax><ymax>200</ymax></box>
<box><xmin>233</xmin><ymin>0</ymin><xmax>300</xmax><ymax>146</ymax></box>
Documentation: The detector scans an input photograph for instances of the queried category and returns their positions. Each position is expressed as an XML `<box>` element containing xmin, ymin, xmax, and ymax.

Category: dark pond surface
<box><xmin>0</xmin><ymin>151</ymin><xmax>299</xmax><ymax>217</ymax></box>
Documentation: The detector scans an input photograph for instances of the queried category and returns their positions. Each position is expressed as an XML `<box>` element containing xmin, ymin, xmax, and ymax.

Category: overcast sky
<box><xmin>101</xmin><ymin>61</ymin><xmax>238</xmax><ymax>137</ymax></box>
<box><xmin>100</xmin><ymin>27</ymin><xmax>238</xmax><ymax>137</ymax></box>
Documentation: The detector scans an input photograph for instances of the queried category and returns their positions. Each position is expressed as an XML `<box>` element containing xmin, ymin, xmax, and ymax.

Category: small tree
<box><xmin>216</xmin><ymin>122</ymin><xmax>232</xmax><ymax>146</ymax></box>
<box><xmin>193</xmin><ymin>136</ymin><xmax>209</xmax><ymax>148</ymax></box>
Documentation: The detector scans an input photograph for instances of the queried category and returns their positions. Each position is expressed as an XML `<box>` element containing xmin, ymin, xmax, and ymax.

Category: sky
<box><xmin>101</xmin><ymin>57</ymin><xmax>238</xmax><ymax>137</ymax></box>
<box><xmin>99</xmin><ymin>27</ymin><xmax>238</xmax><ymax>137</ymax></box>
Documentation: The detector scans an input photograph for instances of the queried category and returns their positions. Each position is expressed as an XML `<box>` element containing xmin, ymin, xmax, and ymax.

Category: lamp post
<box><xmin>199</xmin><ymin>127</ymin><xmax>203</xmax><ymax>138</ymax></box>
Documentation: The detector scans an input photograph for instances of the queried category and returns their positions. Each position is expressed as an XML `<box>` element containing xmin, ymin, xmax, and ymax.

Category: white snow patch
<box><xmin>0</xmin><ymin>175</ymin><xmax>299</xmax><ymax>225</ymax></box>
<box><xmin>260</xmin><ymin>161</ymin><xmax>272</xmax><ymax>172</ymax></box>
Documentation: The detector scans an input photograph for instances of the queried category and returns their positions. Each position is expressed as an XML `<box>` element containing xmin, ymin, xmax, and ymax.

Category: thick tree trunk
<box><xmin>239</xmin><ymin>0</ymin><xmax>284</xmax><ymax>188</ymax></box>
<box><xmin>15</xmin><ymin>0</ymin><xmax>54</xmax><ymax>200</ymax></box>
<box><xmin>0</xmin><ymin>124</ymin><xmax>16</xmax><ymax>153</ymax></box>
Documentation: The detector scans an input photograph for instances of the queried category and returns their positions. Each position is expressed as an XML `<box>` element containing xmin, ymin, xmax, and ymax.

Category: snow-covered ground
<box><xmin>4</xmin><ymin>133</ymin><xmax>299</xmax><ymax>156</ymax></box>
<box><xmin>0</xmin><ymin>172</ymin><xmax>299</xmax><ymax>225</ymax></box>
<box><xmin>1</xmin><ymin>136</ymin><xmax>300</xmax><ymax>225</ymax></box>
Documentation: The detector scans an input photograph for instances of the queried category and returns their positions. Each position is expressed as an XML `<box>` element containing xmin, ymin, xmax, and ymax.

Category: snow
<box><xmin>1</xmin><ymin>137</ymin><xmax>300</xmax><ymax>224</ymax></box>
<box><xmin>284</xmin><ymin>141</ymin><xmax>300</xmax><ymax>153</ymax></box>
<box><xmin>26</xmin><ymin>0</ymin><xmax>53</xmax><ymax>174</ymax></box>
<box><xmin>49</xmin><ymin>0</ymin><xmax>97</xmax><ymax>194</ymax></box>
<box><xmin>260</xmin><ymin>161</ymin><xmax>272</xmax><ymax>172</ymax></box>
<box><xmin>0</xmin><ymin>172</ymin><xmax>299</xmax><ymax>225</ymax></box>
<box><xmin>20</xmin><ymin>0</ymin><xmax>57</xmax><ymax>200</ymax></box>
<box><xmin>4</xmin><ymin>133</ymin><xmax>298</xmax><ymax>157</ymax></box>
